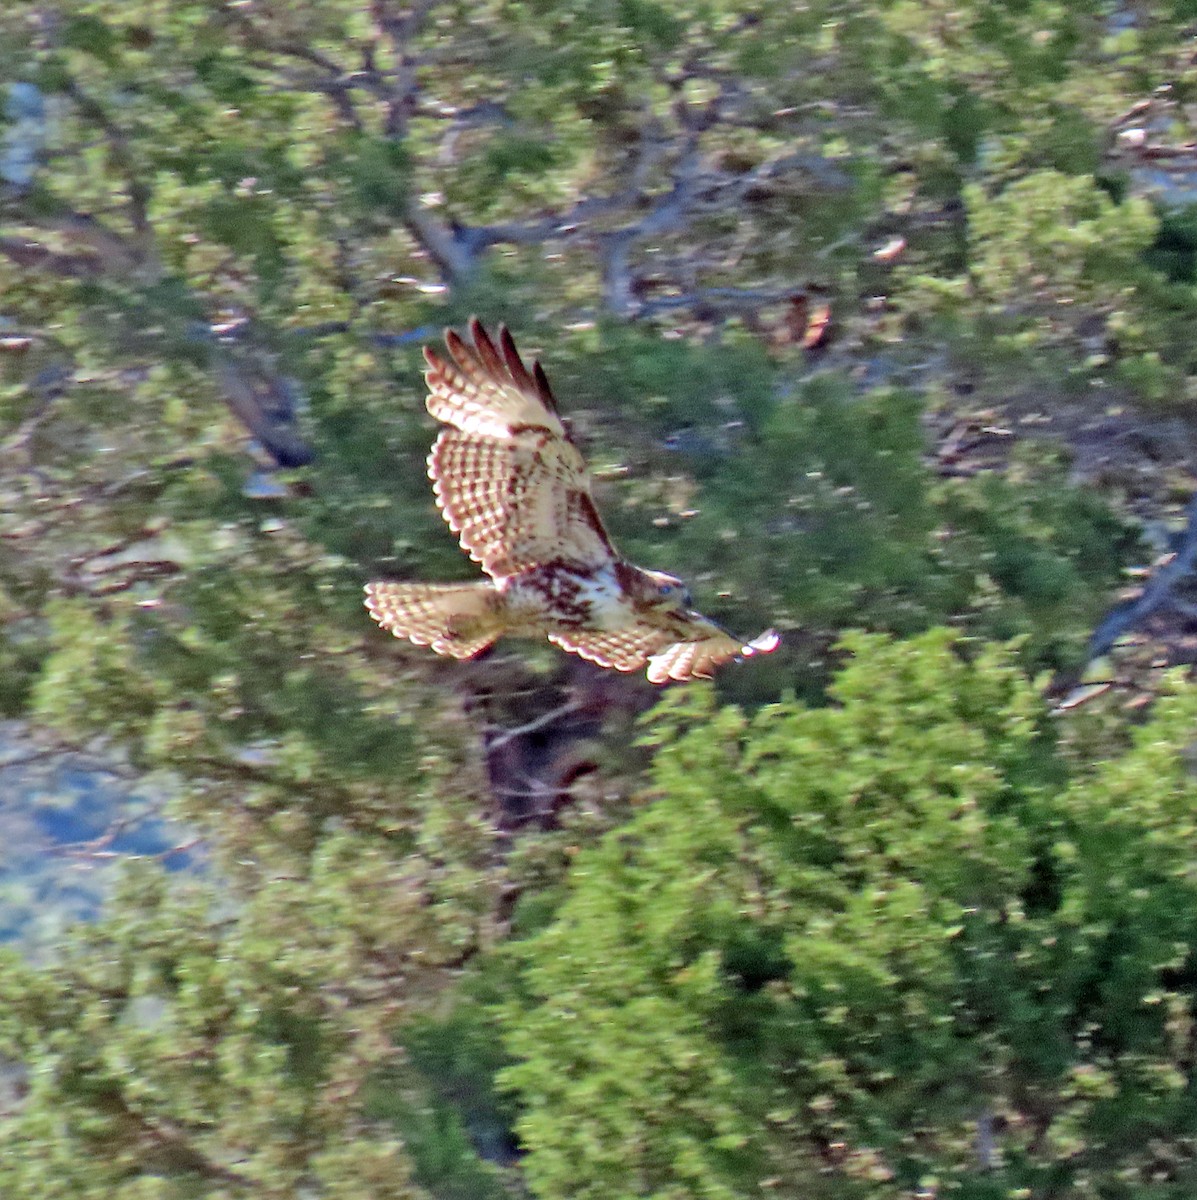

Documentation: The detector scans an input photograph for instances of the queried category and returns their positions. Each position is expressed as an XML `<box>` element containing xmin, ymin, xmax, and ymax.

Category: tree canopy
<box><xmin>5</xmin><ymin>2</ymin><xmax>1197</xmax><ymax>1197</ymax></box>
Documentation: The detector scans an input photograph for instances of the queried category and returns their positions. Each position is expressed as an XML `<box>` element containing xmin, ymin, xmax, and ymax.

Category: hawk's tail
<box><xmin>364</xmin><ymin>581</ymin><xmax>506</xmax><ymax>659</ymax></box>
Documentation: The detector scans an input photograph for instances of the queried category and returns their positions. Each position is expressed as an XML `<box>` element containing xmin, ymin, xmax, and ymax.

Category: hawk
<box><xmin>365</xmin><ymin>318</ymin><xmax>779</xmax><ymax>683</ymax></box>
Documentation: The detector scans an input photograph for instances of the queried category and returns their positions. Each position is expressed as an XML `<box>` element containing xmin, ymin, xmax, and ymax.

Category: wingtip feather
<box><xmin>532</xmin><ymin>360</ymin><xmax>559</xmax><ymax>414</ymax></box>
<box><xmin>744</xmin><ymin>630</ymin><xmax>781</xmax><ymax>656</ymax></box>
<box><xmin>446</xmin><ymin>326</ymin><xmax>469</xmax><ymax>358</ymax></box>
<box><xmin>499</xmin><ymin>324</ymin><xmax>536</xmax><ymax>392</ymax></box>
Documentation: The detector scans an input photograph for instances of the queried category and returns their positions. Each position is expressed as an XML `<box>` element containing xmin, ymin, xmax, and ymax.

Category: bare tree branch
<box><xmin>207</xmin><ymin>340</ymin><xmax>314</xmax><ymax>468</ymax></box>
<box><xmin>485</xmin><ymin>699</ymin><xmax>584</xmax><ymax>752</ymax></box>
<box><xmin>1085</xmin><ymin>491</ymin><xmax>1197</xmax><ymax>663</ymax></box>
<box><xmin>61</xmin><ymin>80</ymin><xmax>155</xmax><ymax>259</ymax></box>
<box><xmin>369</xmin><ymin>0</ymin><xmax>441</xmax><ymax>138</ymax></box>
<box><xmin>634</xmin><ymin>285</ymin><xmax>801</xmax><ymax>319</ymax></box>
<box><xmin>403</xmin><ymin>199</ymin><xmax>480</xmax><ymax>284</ymax></box>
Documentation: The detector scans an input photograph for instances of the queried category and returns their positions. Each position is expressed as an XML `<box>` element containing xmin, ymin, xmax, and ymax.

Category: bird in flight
<box><xmin>365</xmin><ymin>318</ymin><xmax>779</xmax><ymax>683</ymax></box>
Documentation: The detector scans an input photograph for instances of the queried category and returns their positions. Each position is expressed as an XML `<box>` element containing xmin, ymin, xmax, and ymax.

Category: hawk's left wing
<box><xmin>551</xmin><ymin>615</ymin><xmax>779</xmax><ymax>683</ymax></box>
<box><xmin>547</xmin><ymin>624</ymin><xmax>674</xmax><ymax>673</ymax></box>
<box><xmin>645</xmin><ymin>626</ymin><xmax>780</xmax><ymax>684</ymax></box>
<box><xmin>423</xmin><ymin>319</ymin><xmax>617</xmax><ymax>580</ymax></box>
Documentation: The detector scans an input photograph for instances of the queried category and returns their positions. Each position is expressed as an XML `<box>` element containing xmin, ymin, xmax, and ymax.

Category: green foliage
<box><xmin>1145</xmin><ymin>204</ymin><xmax>1197</xmax><ymax>284</ymax></box>
<box><xmin>967</xmin><ymin>170</ymin><xmax>1159</xmax><ymax>310</ymax></box>
<box><xmin>592</xmin><ymin>357</ymin><xmax>1137</xmax><ymax>667</ymax></box>
<box><xmin>502</xmin><ymin>633</ymin><xmax>1197</xmax><ymax>1197</ymax></box>
<box><xmin>4</xmin><ymin>0</ymin><xmax>1197</xmax><ymax>1196</ymax></box>
<box><xmin>0</xmin><ymin>864</ymin><xmax>431</xmax><ymax>1199</ymax></box>
<box><xmin>364</xmin><ymin>1000</ymin><xmax>521</xmax><ymax>1200</ymax></box>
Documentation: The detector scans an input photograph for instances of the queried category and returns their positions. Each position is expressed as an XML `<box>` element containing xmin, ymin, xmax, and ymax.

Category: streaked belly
<box><xmin>502</xmin><ymin>565</ymin><xmax>632</xmax><ymax>632</ymax></box>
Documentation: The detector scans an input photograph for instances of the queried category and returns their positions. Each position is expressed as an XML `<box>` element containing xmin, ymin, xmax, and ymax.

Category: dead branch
<box><xmin>1085</xmin><ymin>490</ymin><xmax>1197</xmax><ymax>664</ymax></box>
<box><xmin>208</xmin><ymin>343</ymin><xmax>314</xmax><ymax>468</ymax></box>
<box><xmin>485</xmin><ymin>699</ymin><xmax>584</xmax><ymax>752</ymax></box>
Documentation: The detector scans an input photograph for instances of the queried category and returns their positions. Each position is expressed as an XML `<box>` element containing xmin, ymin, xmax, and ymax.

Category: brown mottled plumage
<box><xmin>365</xmin><ymin>318</ymin><xmax>778</xmax><ymax>682</ymax></box>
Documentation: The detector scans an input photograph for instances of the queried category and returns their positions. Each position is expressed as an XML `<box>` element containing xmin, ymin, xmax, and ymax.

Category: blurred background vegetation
<box><xmin>6</xmin><ymin>1</ymin><xmax>1197</xmax><ymax>1196</ymax></box>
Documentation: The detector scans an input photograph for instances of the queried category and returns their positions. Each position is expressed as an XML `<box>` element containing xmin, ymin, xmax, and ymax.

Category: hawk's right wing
<box><xmin>424</xmin><ymin>319</ymin><xmax>617</xmax><ymax>580</ymax></box>
<box><xmin>551</xmin><ymin>616</ymin><xmax>779</xmax><ymax>683</ymax></box>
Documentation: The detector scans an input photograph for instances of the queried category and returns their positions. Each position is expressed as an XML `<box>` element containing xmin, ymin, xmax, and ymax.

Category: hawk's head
<box><xmin>640</xmin><ymin>568</ymin><xmax>693</xmax><ymax>613</ymax></box>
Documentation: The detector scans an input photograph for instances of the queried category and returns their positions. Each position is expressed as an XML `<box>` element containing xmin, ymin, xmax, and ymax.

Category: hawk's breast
<box><xmin>571</xmin><ymin>566</ymin><xmax>631</xmax><ymax>630</ymax></box>
<box><xmin>503</xmin><ymin>564</ymin><xmax>634</xmax><ymax>632</ymax></box>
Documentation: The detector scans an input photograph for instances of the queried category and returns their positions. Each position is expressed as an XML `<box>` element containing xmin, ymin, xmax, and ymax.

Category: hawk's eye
<box><xmin>659</xmin><ymin>580</ymin><xmax>692</xmax><ymax>606</ymax></box>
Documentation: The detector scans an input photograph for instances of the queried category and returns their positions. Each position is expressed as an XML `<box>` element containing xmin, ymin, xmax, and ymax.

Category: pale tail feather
<box><xmin>364</xmin><ymin>581</ymin><xmax>505</xmax><ymax>658</ymax></box>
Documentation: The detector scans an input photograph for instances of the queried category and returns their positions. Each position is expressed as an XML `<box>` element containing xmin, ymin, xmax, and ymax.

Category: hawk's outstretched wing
<box><xmin>546</xmin><ymin>624</ymin><xmax>673</xmax><ymax>673</ymax></box>
<box><xmin>423</xmin><ymin>319</ymin><xmax>616</xmax><ymax>580</ymax></box>
<box><xmin>644</xmin><ymin>626</ymin><xmax>780</xmax><ymax>685</ymax></box>
<box><xmin>550</xmin><ymin>616</ymin><xmax>780</xmax><ymax>683</ymax></box>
